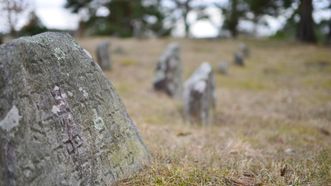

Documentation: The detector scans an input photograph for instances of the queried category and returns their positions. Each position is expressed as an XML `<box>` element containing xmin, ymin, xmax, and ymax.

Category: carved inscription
<box><xmin>51</xmin><ymin>86</ymin><xmax>83</xmax><ymax>154</ymax></box>
<box><xmin>0</xmin><ymin>33</ymin><xmax>149</xmax><ymax>185</ymax></box>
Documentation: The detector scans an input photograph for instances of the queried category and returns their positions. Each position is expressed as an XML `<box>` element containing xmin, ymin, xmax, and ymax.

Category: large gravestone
<box><xmin>0</xmin><ymin>32</ymin><xmax>149</xmax><ymax>186</ymax></box>
<box><xmin>96</xmin><ymin>41</ymin><xmax>111</xmax><ymax>70</ymax></box>
<box><xmin>153</xmin><ymin>42</ymin><xmax>183</xmax><ymax>98</ymax></box>
<box><xmin>183</xmin><ymin>63</ymin><xmax>216</xmax><ymax>125</ymax></box>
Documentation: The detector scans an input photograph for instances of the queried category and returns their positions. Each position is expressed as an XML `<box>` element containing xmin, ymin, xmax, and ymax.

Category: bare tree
<box><xmin>0</xmin><ymin>0</ymin><xmax>29</xmax><ymax>36</ymax></box>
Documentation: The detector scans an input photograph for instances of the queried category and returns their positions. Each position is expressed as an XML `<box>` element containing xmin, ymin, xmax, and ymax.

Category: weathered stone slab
<box><xmin>183</xmin><ymin>62</ymin><xmax>216</xmax><ymax>125</ymax></box>
<box><xmin>239</xmin><ymin>43</ymin><xmax>249</xmax><ymax>57</ymax></box>
<box><xmin>217</xmin><ymin>61</ymin><xmax>229</xmax><ymax>75</ymax></box>
<box><xmin>234</xmin><ymin>51</ymin><xmax>244</xmax><ymax>66</ymax></box>
<box><xmin>133</xmin><ymin>20</ymin><xmax>143</xmax><ymax>39</ymax></box>
<box><xmin>113</xmin><ymin>46</ymin><xmax>126</xmax><ymax>55</ymax></box>
<box><xmin>96</xmin><ymin>41</ymin><xmax>111</xmax><ymax>70</ymax></box>
<box><xmin>153</xmin><ymin>42</ymin><xmax>183</xmax><ymax>98</ymax></box>
<box><xmin>0</xmin><ymin>32</ymin><xmax>149</xmax><ymax>186</ymax></box>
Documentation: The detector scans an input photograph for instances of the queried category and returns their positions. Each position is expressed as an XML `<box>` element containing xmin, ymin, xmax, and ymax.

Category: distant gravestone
<box><xmin>153</xmin><ymin>42</ymin><xmax>182</xmax><ymax>98</ymax></box>
<box><xmin>0</xmin><ymin>32</ymin><xmax>149</xmax><ymax>186</ymax></box>
<box><xmin>239</xmin><ymin>43</ymin><xmax>249</xmax><ymax>57</ymax></box>
<box><xmin>113</xmin><ymin>46</ymin><xmax>126</xmax><ymax>55</ymax></box>
<box><xmin>217</xmin><ymin>61</ymin><xmax>229</xmax><ymax>75</ymax></box>
<box><xmin>96</xmin><ymin>41</ymin><xmax>111</xmax><ymax>70</ymax></box>
<box><xmin>183</xmin><ymin>63</ymin><xmax>216</xmax><ymax>125</ymax></box>
<box><xmin>133</xmin><ymin>20</ymin><xmax>143</xmax><ymax>39</ymax></box>
<box><xmin>234</xmin><ymin>51</ymin><xmax>244</xmax><ymax>66</ymax></box>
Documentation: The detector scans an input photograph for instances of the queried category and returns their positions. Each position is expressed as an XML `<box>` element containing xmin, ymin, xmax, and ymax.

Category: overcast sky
<box><xmin>1</xmin><ymin>0</ymin><xmax>330</xmax><ymax>37</ymax></box>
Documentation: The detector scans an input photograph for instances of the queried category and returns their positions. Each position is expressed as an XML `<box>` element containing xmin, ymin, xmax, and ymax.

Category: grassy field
<box><xmin>79</xmin><ymin>37</ymin><xmax>331</xmax><ymax>186</ymax></box>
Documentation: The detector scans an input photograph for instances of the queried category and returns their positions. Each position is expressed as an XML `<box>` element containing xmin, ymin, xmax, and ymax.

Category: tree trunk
<box><xmin>229</xmin><ymin>0</ymin><xmax>239</xmax><ymax>38</ymax></box>
<box><xmin>296</xmin><ymin>0</ymin><xmax>316</xmax><ymax>43</ymax></box>
<box><xmin>183</xmin><ymin>1</ymin><xmax>190</xmax><ymax>38</ymax></box>
<box><xmin>329</xmin><ymin>4</ymin><xmax>331</xmax><ymax>42</ymax></box>
<box><xmin>184</xmin><ymin>15</ymin><xmax>190</xmax><ymax>38</ymax></box>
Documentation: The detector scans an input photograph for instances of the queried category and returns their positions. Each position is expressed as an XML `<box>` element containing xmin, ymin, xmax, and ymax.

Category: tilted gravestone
<box><xmin>0</xmin><ymin>32</ymin><xmax>149</xmax><ymax>186</ymax></box>
<box><xmin>96</xmin><ymin>41</ymin><xmax>111</xmax><ymax>70</ymax></box>
<box><xmin>153</xmin><ymin>42</ymin><xmax>182</xmax><ymax>98</ymax></box>
<box><xmin>183</xmin><ymin>63</ymin><xmax>216</xmax><ymax>125</ymax></box>
<box><xmin>234</xmin><ymin>51</ymin><xmax>244</xmax><ymax>66</ymax></box>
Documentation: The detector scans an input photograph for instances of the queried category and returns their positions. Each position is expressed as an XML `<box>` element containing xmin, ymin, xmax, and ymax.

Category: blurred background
<box><xmin>1</xmin><ymin>1</ymin><xmax>331</xmax><ymax>185</ymax></box>
<box><xmin>0</xmin><ymin>0</ymin><xmax>330</xmax><ymax>42</ymax></box>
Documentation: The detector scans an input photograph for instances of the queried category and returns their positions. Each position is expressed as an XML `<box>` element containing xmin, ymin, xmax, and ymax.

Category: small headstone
<box><xmin>96</xmin><ymin>41</ymin><xmax>111</xmax><ymax>70</ymax></box>
<box><xmin>239</xmin><ymin>43</ymin><xmax>249</xmax><ymax>57</ymax></box>
<box><xmin>113</xmin><ymin>46</ymin><xmax>126</xmax><ymax>55</ymax></box>
<box><xmin>133</xmin><ymin>20</ymin><xmax>143</xmax><ymax>39</ymax></box>
<box><xmin>153</xmin><ymin>42</ymin><xmax>183</xmax><ymax>98</ymax></box>
<box><xmin>0</xmin><ymin>32</ymin><xmax>149</xmax><ymax>185</ymax></box>
<box><xmin>183</xmin><ymin>62</ymin><xmax>216</xmax><ymax>125</ymax></box>
<box><xmin>217</xmin><ymin>61</ymin><xmax>229</xmax><ymax>75</ymax></box>
<box><xmin>234</xmin><ymin>51</ymin><xmax>244</xmax><ymax>66</ymax></box>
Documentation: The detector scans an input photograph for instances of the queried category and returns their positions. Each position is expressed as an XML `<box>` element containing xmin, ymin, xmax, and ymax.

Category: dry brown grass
<box><xmin>78</xmin><ymin>37</ymin><xmax>331</xmax><ymax>185</ymax></box>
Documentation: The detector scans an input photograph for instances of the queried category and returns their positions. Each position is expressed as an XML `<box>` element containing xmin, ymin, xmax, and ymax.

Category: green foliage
<box><xmin>64</xmin><ymin>0</ymin><xmax>330</xmax><ymax>41</ymax></box>
<box><xmin>18</xmin><ymin>12</ymin><xmax>48</xmax><ymax>36</ymax></box>
<box><xmin>220</xmin><ymin>0</ymin><xmax>281</xmax><ymax>37</ymax></box>
<box><xmin>64</xmin><ymin>0</ymin><xmax>90</xmax><ymax>13</ymax></box>
<box><xmin>220</xmin><ymin>0</ymin><xmax>244</xmax><ymax>37</ymax></box>
<box><xmin>66</xmin><ymin>0</ymin><xmax>170</xmax><ymax>37</ymax></box>
<box><xmin>272</xmin><ymin>17</ymin><xmax>297</xmax><ymax>40</ymax></box>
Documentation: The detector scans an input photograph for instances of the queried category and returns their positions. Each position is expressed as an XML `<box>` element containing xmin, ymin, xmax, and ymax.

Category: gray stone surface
<box><xmin>96</xmin><ymin>41</ymin><xmax>111</xmax><ymax>70</ymax></box>
<box><xmin>217</xmin><ymin>61</ymin><xmax>229</xmax><ymax>75</ymax></box>
<box><xmin>183</xmin><ymin>63</ymin><xmax>216</xmax><ymax>125</ymax></box>
<box><xmin>239</xmin><ymin>43</ymin><xmax>249</xmax><ymax>57</ymax></box>
<box><xmin>133</xmin><ymin>20</ymin><xmax>143</xmax><ymax>39</ymax></box>
<box><xmin>234</xmin><ymin>51</ymin><xmax>244</xmax><ymax>66</ymax></box>
<box><xmin>113</xmin><ymin>46</ymin><xmax>126</xmax><ymax>55</ymax></box>
<box><xmin>0</xmin><ymin>32</ymin><xmax>149</xmax><ymax>186</ymax></box>
<box><xmin>153</xmin><ymin>42</ymin><xmax>182</xmax><ymax>98</ymax></box>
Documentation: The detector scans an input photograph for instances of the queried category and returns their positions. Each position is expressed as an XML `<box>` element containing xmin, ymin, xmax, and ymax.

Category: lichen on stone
<box><xmin>0</xmin><ymin>105</ymin><xmax>22</xmax><ymax>132</ymax></box>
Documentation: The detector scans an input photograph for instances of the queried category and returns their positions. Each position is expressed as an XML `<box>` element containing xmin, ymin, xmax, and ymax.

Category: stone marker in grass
<box><xmin>0</xmin><ymin>32</ymin><xmax>149</xmax><ymax>186</ymax></box>
<box><xmin>184</xmin><ymin>62</ymin><xmax>216</xmax><ymax>125</ymax></box>
<box><xmin>96</xmin><ymin>41</ymin><xmax>111</xmax><ymax>70</ymax></box>
<box><xmin>234</xmin><ymin>51</ymin><xmax>244</xmax><ymax>66</ymax></box>
<box><xmin>240</xmin><ymin>43</ymin><xmax>249</xmax><ymax>57</ymax></box>
<box><xmin>153</xmin><ymin>42</ymin><xmax>183</xmax><ymax>98</ymax></box>
<box><xmin>217</xmin><ymin>61</ymin><xmax>229</xmax><ymax>75</ymax></box>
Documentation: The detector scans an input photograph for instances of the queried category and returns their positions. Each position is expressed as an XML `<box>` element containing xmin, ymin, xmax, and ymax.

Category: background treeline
<box><xmin>0</xmin><ymin>0</ymin><xmax>330</xmax><ymax>43</ymax></box>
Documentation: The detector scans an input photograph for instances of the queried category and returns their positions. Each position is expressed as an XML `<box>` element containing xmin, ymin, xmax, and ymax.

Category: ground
<box><xmin>79</xmin><ymin>37</ymin><xmax>331</xmax><ymax>186</ymax></box>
